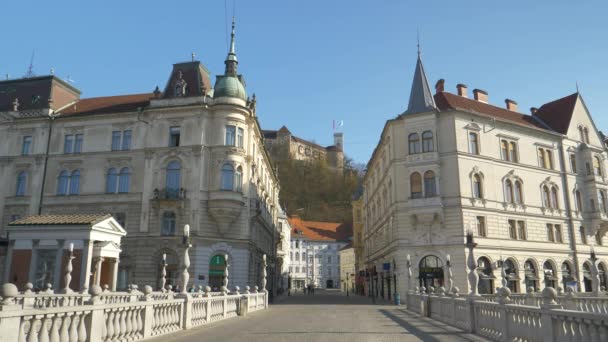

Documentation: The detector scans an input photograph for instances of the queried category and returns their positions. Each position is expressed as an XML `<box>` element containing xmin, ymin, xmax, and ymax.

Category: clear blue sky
<box><xmin>2</xmin><ymin>1</ymin><xmax>607</xmax><ymax>164</ymax></box>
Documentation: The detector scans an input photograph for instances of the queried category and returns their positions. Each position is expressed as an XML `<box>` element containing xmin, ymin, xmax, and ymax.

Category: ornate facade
<box><xmin>0</xmin><ymin>20</ymin><xmax>281</xmax><ymax>291</ymax></box>
<box><xmin>363</xmin><ymin>54</ymin><xmax>608</xmax><ymax>299</ymax></box>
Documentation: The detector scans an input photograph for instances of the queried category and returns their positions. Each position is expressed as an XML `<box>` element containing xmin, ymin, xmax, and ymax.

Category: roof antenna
<box><xmin>576</xmin><ymin>81</ymin><xmax>580</xmax><ymax>93</ymax></box>
<box><xmin>417</xmin><ymin>28</ymin><xmax>421</xmax><ymax>57</ymax></box>
<box><xmin>25</xmin><ymin>49</ymin><xmax>36</xmax><ymax>78</ymax></box>
<box><xmin>191</xmin><ymin>52</ymin><xmax>196</xmax><ymax>62</ymax></box>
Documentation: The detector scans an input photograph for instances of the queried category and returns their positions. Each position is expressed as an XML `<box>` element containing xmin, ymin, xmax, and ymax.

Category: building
<box><xmin>3</xmin><ymin>214</ymin><xmax>125</xmax><ymax>291</ymax></box>
<box><xmin>276</xmin><ymin>208</ymin><xmax>291</xmax><ymax>293</ymax></box>
<box><xmin>363</xmin><ymin>53</ymin><xmax>608</xmax><ymax>299</ymax></box>
<box><xmin>339</xmin><ymin>243</ymin><xmax>355</xmax><ymax>293</ymax></box>
<box><xmin>263</xmin><ymin>126</ymin><xmax>344</xmax><ymax>170</ymax></box>
<box><xmin>0</xmin><ymin>20</ymin><xmax>281</xmax><ymax>291</ymax></box>
<box><xmin>288</xmin><ymin>216</ymin><xmax>351</xmax><ymax>289</ymax></box>
<box><xmin>351</xmin><ymin>197</ymin><xmax>365</xmax><ymax>291</ymax></box>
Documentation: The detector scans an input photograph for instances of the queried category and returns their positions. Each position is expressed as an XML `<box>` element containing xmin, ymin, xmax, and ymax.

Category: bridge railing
<box><xmin>407</xmin><ymin>286</ymin><xmax>608</xmax><ymax>341</ymax></box>
<box><xmin>0</xmin><ymin>283</ymin><xmax>269</xmax><ymax>342</ymax></box>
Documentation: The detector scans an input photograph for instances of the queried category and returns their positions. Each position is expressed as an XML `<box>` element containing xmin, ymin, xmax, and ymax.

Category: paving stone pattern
<box><xmin>148</xmin><ymin>289</ymin><xmax>488</xmax><ymax>342</ymax></box>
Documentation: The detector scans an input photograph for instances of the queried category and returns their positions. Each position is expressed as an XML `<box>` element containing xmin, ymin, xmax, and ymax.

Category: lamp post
<box><xmin>445</xmin><ymin>254</ymin><xmax>453</xmax><ymax>295</ymax></box>
<box><xmin>406</xmin><ymin>254</ymin><xmax>412</xmax><ymax>294</ymax></box>
<box><xmin>160</xmin><ymin>253</ymin><xmax>167</xmax><ymax>292</ymax></box>
<box><xmin>466</xmin><ymin>229</ymin><xmax>480</xmax><ymax>296</ymax></box>
<box><xmin>181</xmin><ymin>224</ymin><xmax>191</xmax><ymax>294</ymax></box>
<box><xmin>346</xmin><ymin>272</ymin><xmax>350</xmax><ymax>297</ymax></box>
<box><xmin>61</xmin><ymin>243</ymin><xmax>75</xmax><ymax>294</ymax></box>
<box><xmin>590</xmin><ymin>246</ymin><xmax>600</xmax><ymax>295</ymax></box>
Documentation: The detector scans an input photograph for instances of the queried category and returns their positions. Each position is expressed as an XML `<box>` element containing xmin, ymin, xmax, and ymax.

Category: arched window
<box><xmin>583</xmin><ymin>262</ymin><xmax>593</xmax><ymax>292</ymax></box>
<box><xmin>504</xmin><ymin>259</ymin><xmax>519</xmax><ymax>293</ymax></box>
<box><xmin>543</xmin><ymin>261</ymin><xmax>557</xmax><ymax>289</ymax></box>
<box><xmin>505</xmin><ymin>180</ymin><xmax>514</xmax><ymax>203</ymax></box>
<box><xmin>501</xmin><ymin>140</ymin><xmax>509</xmax><ymax>161</ymax></box>
<box><xmin>295</xmin><ymin>252</ymin><xmax>299</xmax><ymax>261</ymax></box>
<box><xmin>561</xmin><ymin>262</ymin><xmax>575</xmax><ymax>290</ymax></box>
<box><xmin>408</xmin><ymin>133</ymin><xmax>420</xmax><ymax>154</ymax></box>
<box><xmin>16</xmin><ymin>171</ymin><xmax>26</xmax><ymax>196</ymax></box>
<box><xmin>509</xmin><ymin>142</ymin><xmax>518</xmax><ymax>163</ymax></box>
<box><xmin>422</xmin><ymin>131</ymin><xmax>434</xmax><ymax>152</ymax></box>
<box><xmin>600</xmin><ymin>191</ymin><xmax>608</xmax><ymax>214</ymax></box>
<box><xmin>473</xmin><ymin>174</ymin><xmax>483</xmax><ymax>199</ymax></box>
<box><xmin>514</xmin><ymin>181</ymin><xmax>523</xmax><ymax>204</ymax></box>
<box><xmin>524</xmin><ymin>260</ymin><xmax>538</xmax><ymax>291</ymax></box>
<box><xmin>118</xmin><ymin>167</ymin><xmax>130</xmax><ymax>193</ymax></box>
<box><xmin>166</xmin><ymin>161</ymin><xmax>181</xmax><ymax>198</ymax></box>
<box><xmin>594</xmin><ymin>156</ymin><xmax>602</xmax><ymax>176</ymax></box>
<box><xmin>550</xmin><ymin>187</ymin><xmax>559</xmax><ymax>209</ymax></box>
<box><xmin>235</xmin><ymin>166</ymin><xmax>243</xmax><ymax>192</ymax></box>
<box><xmin>208</xmin><ymin>255</ymin><xmax>227</xmax><ymax>289</ymax></box>
<box><xmin>469</xmin><ymin>132</ymin><xmax>479</xmax><ymax>154</ymax></box>
<box><xmin>424</xmin><ymin>171</ymin><xmax>437</xmax><ymax>197</ymax></box>
<box><xmin>542</xmin><ymin>186</ymin><xmax>551</xmax><ymax>208</ymax></box>
<box><xmin>576</xmin><ymin>190</ymin><xmax>583</xmax><ymax>212</ymax></box>
<box><xmin>418</xmin><ymin>255</ymin><xmax>444</xmax><ymax>289</ymax></box>
<box><xmin>69</xmin><ymin>170</ymin><xmax>80</xmax><ymax>195</ymax></box>
<box><xmin>221</xmin><ymin>164</ymin><xmax>234</xmax><ymax>190</ymax></box>
<box><xmin>106</xmin><ymin>168</ymin><xmax>118</xmax><ymax>193</ymax></box>
<box><xmin>57</xmin><ymin>170</ymin><xmax>69</xmax><ymax>195</ymax></box>
<box><xmin>161</xmin><ymin>211</ymin><xmax>176</xmax><ymax>236</ymax></box>
<box><xmin>410</xmin><ymin>172</ymin><xmax>422</xmax><ymax>199</ymax></box>
<box><xmin>478</xmin><ymin>257</ymin><xmax>494</xmax><ymax>294</ymax></box>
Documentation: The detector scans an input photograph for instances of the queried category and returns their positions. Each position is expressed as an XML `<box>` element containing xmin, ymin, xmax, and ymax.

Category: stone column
<box><xmin>27</xmin><ymin>240</ymin><xmax>39</xmax><ymax>284</ymax></box>
<box><xmin>110</xmin><ymin>258</ymin><xmax>119</xmax><ymax>291</ymax></box>
<box><xmin>93</xmin><ymin>257</ymin><xmax>104</xmax><ymax>286</ymax></box>
<box><xmin>2</xmin><ymin>240</ymin><xmax>15</xmax><ymax>283</ymax></box>
<box><xmin>80</xmin><ymin>239</ymin><xmax>93</xmax><ymax>293</ymax></box>
<box><xmin>53</xmin><ymin>239</ymin><xmax>65</xmax><ymax>290</ymax></box>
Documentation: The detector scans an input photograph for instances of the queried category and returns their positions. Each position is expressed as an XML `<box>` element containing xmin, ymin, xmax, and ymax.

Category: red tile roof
<box><xmin>289</xmin><ymin>216</ymin><xmax>352</xmax><ymax>242</ymax></box>
<box><xmin>533</xmin><ymin>93</ymin><xmax>578</xmax><ymax>134</ymax></box>
<box><xmin>58</xmin><ymin>93</ymin><xmax>153</xmax><ymax>116</ymax></box>
<box><xmin>434</xmin><ymin>92</ymin><xmax>548</xmax><ymax>130</ymax></box>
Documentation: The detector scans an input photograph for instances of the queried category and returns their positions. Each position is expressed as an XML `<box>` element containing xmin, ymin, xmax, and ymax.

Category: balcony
<box><xmin>152</xmin><ymin>188</ymin><xmax>186</xmax><ymax>201</ymax></box>
<box><xmin>208</xmin><ymin>190</ymin><xmax>246</xmax><ymax>237</ymax></box>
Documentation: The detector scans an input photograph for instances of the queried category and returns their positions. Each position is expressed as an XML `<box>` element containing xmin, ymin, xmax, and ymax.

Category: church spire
<box><xmin>404</xmin><ymin>53</ymin><xmax>437</xmax><ymax>114</ymax></box>
<box><xmin>225</xmin><ymin>17</ymin><xmax>238</xmax><ymax>76</ymax></box>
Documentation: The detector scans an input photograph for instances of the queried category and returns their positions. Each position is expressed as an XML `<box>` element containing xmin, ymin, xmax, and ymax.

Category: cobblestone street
<box><xmin>149</xmin><ymin>290</ymin><xmax>486</xmax><ymax>342</ymax></box>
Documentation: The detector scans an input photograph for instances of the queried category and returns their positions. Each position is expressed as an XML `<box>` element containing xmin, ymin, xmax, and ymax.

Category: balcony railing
<box><xmin>153</xmin><ymin>188</ymin><xmax>186</xmax><ymax>200</ymax></box>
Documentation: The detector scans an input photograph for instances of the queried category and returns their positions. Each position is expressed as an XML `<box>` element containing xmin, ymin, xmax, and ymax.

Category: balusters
<box><xmin>68</xmin><ymin>313</ymin><xmax>78</xmax><ymax>342</ymax></box>
<box><xmin>38</xmin><ymin>316</ymin><xmax>50</xmax><ymax>342</ymax></box>
<box><xmin>49</xmin><ymin>315</ymin><xmax>60</xmax><ymax>342</ymax></box>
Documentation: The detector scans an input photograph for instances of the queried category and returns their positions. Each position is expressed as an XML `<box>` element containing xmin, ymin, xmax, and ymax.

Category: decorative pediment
<box><xmin>464</xmin><ymin>122</ymin><xmax>481</xmax><ymax>131</ymax></box>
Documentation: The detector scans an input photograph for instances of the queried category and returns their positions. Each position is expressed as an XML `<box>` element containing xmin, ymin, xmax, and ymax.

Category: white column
<box><xmin>52</xmin><ymin>240</ymin><xmax>65</xmax><ymax>290</ymax></box>
<box><xmin>94</xmin><ymin>257</ymin><xmax>104</xmax><ymax>286</ymax></box>
<box><xmin>3</xmin><ymin>240</ymin><xmax>14</xmax><ymax>283</ymax></box>
<box><xmin>27</xmin><ymin>240</ymin><xmax>39</xmax><ymax>284</ymax></box>
<box><xmin>111</xmin><ymin>258</ymin><xmax>119</xmax><ymax>291</ymax></box>
<box><xmin>80</xmin><ymin>240</ymin><xmax>94</xmax><ymax>293</ymax></box>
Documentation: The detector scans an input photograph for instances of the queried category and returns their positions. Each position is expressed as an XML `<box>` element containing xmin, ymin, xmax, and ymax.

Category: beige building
<box><xmin>263</xmin><ymin>126</ymin><xmax>344</xmax><ymax>170</ymax></box>
<box><xmin>339</xmin><ymin>243</ymin><xmax>355</xmax><ymax>293</ymax></box>
<box><xmin>0</xmin><ymin>21</ymin><xmax>281</xmax><ymax>291</ymax></box>
<box><xmin>363</xmin><ymin>53</ymin><xmax>608</xmax><ymax>299</ymax></box>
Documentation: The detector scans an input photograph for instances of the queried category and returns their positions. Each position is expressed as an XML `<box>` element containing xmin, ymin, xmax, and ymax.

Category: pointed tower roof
<box><xmin>224</xmin><ymin>17</ymin><xmax>238</xmax><ymax>76</ymax></box>
<box><xmin>404</xmin><ymin>54</ymin><xmax>437</xmax><ymax>114</ymax></box>
<box><xmin>214</xmin><ymin>17</ymin><xmax>247</xmax><ymax>101</ymax></box>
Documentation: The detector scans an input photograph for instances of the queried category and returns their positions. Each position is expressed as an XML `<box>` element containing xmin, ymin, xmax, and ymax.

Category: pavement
<box><xmin>148</xmin><ymin>289</ymin><xmax>488</xmax><ymax>342</ymax></box>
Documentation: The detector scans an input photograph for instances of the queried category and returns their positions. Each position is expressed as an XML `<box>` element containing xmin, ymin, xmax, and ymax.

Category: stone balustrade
<box><xmin>406</xmin><ymin>287</ymin><xmax>608</xmax><ymax>341</ymax></box>
<box><xmin>0</xmin><ymin>282</ymin><xmax>269</xmax><ymax>341</ymax></box>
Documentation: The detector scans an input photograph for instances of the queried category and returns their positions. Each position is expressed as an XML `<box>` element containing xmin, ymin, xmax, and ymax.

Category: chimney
<box><xmin>473</xmin><ymin>89</ymin><xmax>488</xmax><ymax>103</ymax></box>
<box><xmin>435</xmin><ymin>79</ymin><xmax>445</xmax><ymax>94</ymax></box>
<box><xmin>505</xmin><ymin>99</ymin><xmax>518</xmax><ymax>112</ymax></box>
<box><xmin>530</xmin><ymin>107</ymin><xmax>538</xmax><ymax>115</ymax></box>
<box><xmin>456</xmin><ymin>84</ymin><xmax>468</xmax><ymax>98</ymax></box>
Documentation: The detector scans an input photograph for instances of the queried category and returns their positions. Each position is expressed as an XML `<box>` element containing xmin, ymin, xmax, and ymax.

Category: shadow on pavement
<box><xmin>273</xmin><ymin>289</ymin><xmax>385</xmax><ymax>306</ymax></box>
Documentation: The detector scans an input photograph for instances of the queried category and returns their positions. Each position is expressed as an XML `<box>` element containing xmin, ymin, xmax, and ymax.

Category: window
<box><xmin>424</xmin><ymin>171</ymin><xmax>437</xmax><ymax>197</ymax></box>
<box><xmin>477</xmin><ymin>216</ymin><xmax>486</xmax><ymax>237</ymax></box>
<box><xmin>599</xmin><ymin>191</ymin><xmax>607</xmax><ymax>214</ymax></box>
<box><xmin>410</xmin><ymin>172</ymin><xmax>422</xmax><ymax>199</ymax></box>
<box><xmin>547</xmin><ymin>224</ymin><xmax>555</xmax><ymax>242</ymax></box>
<box><xmin>64</xmin><ymin>135</ymin><xmax>74</xmax><ymax>153</ymax></box>
<box><xmin>302</xmin><ymin>252</ymin><xmax>306</xmax><ymax>259</ymax></box>
<box><xmin>595</xmin><ymin>232</ymin><xmax>603</xmax><ymax>246</ymax></box>
<box><xmin>295</xmin><ymin>252</ymin><xmax>299</xmax><ymax>261</ymax></box>
<box><xmin>161</xmin><ymin>212</ymin><xmax>176</xmax><ymax>236</ymax></box>
<box><xmin>594</xmin><ymin>156</ymin><xmax>602</xmax><ymax>176</ymax></box>
<box><xmin>235</xmin><ymin>166</ymin><xmax>243</xmax><ymax>192</ymax></box>
<box><xmin>112</xmin><ymin>130</ymin><xmax>132</xmax><ymax>151</ymax></box>
<box><xmin>169</xmin><ymin>127</ymin><xmax>180</xmax><ymax>147</ymax></box>
<box><xmin>106</xmin><ymin>168</ymin><xmax>118</xmax><ymax>193</ymax></box>
<box><xmin>296</xmin><ymin>240</ymin><xmax>299</xmax><ymax>248</ymax></box>
<box><xmin>57</xmin><ymin>170</ymin><xmax>69</xmax><ymax>195</ymax></box>
<box><xmin>408</xmin><ymin>133</ymin><xmax>420</xmax><ymax>154</ymax></box>
<box><xmin>237</xmin><ymin>127</ymin><xmax>244</xmax><ymax>148</ymax></box>
<box><xmin>473</xmin><ymin>174</ymin><xmax>483</xmax><ymax>199</ymax></box>
<box><xmin>166</xmin><ymin>161</ymin><xmax>181</xmax><ymax>198</ymax></box>
<box><xmin>542</xmin><ymin>186</ymin><xmax>551</xmax><ymax>208</ymax></box>
<box><xmin>328</xmin><ymin>256</ymin><xmax>332</xmax><ymax>263</ymax></box>
<box><xmin>509</xmin><ymin>220</ymin><xmax>517</xmax><ymax>239</ymax></box>
<box><xmin>69</xmin><ymin>170</ymin><xmax>80</xmax><ymax>195</ymax></box>
<box><xmin>580</xmin><ymin>227</ymin><xmax>587</xmax><ymax>245</ymax></box>
<box><xmin>550</xmin><ymin>187</ymin><xmax>559</xmax><ymax>209</ymax></box>
<box><xmin>514</xmin><ymin>181</ymin><xmax>523</xmax><ymax>204</ymax></box>
<box><xmin>555</xmin><ymin>225</ymin><xmax>563</xmax><ymax>243</ymax></box>
<box><xmin>16</xmin><ymin>171</ymin><xmax>26</xmax><ymax>196</ymax></box>
<box><xmin>517</xmin><ymin>221</ymin><xmax>527</xmax><ymax>240</ymax></box>
<box><xmin>74</xmin><ymin>134</ymin><xmax>83</xmax><ymax>153</ymax></box>
<box><xmin>422</xmin><ymin>131</ymin><xmax>434</xmax><ymax>152</ymax></box>
<box><xmin>225</xmin><ymin>125</ymin><xmax>236</xmax><ymax>146</ymax></box>
<box><xmin>576</xmin><ymin>190</ymin><xmax>583</xmax><ymax>212</ymax></box>
<box><xmin>469</xmin><ymin>132</ymin><xmax>479</xmax><ymax>154</ymax></box>
<box><xmin>570</xmin><ymin>154</ymin><xmax>577</xmax><ymax>173</ymax></box>
<box><xmin>501</xmin><ymin>140</ymin><xmax>508</xmax><ymax>161</ymax></box>
<box><xmin>509</xmin><ymin>142</ymin><xmax>518</xmax><ymax>163</ymax></box>
<box><xmin>505</xmin><ymin>180</ymin><xmax>514</xmax><ymax>203</ymax></box>
<box><xmin>221</xmin><ymin>164</ymin><xmax>234</xmax><ymax>190</ymax></box>
<box><xmin>500</xmin><ymin>140</ymin><xmax>518</xmax><ymax>162</ymax></box>
<box><xmin>537</xmin><ymin>148</ymin><xmax>553</xmax><ymax>169</ymax></box>
<box><xmin>22</xmin><ymin>136</ymin><xmax>32</xmax><ymax>155</ymax></box>
<box><xmin>586</xmin><ymin>163</ymin><xmax>592</xmax><ymax>176</ymax></box>
<box><xmin>118</xmin><ymin>168</ymin><xmax>130</xmax><ymax>193</ymax></box>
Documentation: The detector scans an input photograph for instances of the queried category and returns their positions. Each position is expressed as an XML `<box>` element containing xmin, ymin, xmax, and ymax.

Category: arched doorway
<box><xmin>477</xmin><ymin>257</ymin><xmax>494</xmax><ymax>294</ymax></box>
<box><xmin>209</xmin><ymin>255</ymin><xmax>227</xmax><ymax>291</ymax></box>
<box><xmin>326</xmin><ymin>279</ymin><xmax>334</xmax><ymax>288</ymax></box>
<box><xmin>582</xmin><ymin>262</ymin><xmax>592</xmax><ymax>292</ymax></box>
<box><xmin>503</xmin><ymin>259</ymin><xmax>519</xmax><ymax>293</ymax></box>
<box><xmin>561</xmin><ymin>262</ymin><xmax>576</xmax><ymax>291</ymax></box>
<box><xmin>543</xmin><ymin>261</ymin><xmax>557</xmax><ymax>289</ymax></box>
<box><xmin>524</xmin><ymin>260</ymin><xmax>539</xmax><ymax>291</ymax></box>
<box><xmin>418</xmin><ymin>255</ymin><xmax>444</xmax><ymax>289</ymax></box>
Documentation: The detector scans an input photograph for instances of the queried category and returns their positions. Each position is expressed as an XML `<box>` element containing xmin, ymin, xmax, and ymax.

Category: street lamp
<box><xmin>346</xmin><ymin>272</ymin><xmax>350</xmax><ymax>297</ymax></box>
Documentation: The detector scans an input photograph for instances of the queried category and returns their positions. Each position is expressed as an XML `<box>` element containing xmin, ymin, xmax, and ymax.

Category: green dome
<box><xmin>213</xmin><ymin>76</ymin><xmax>247</xmax><ymax>100</ymax></box>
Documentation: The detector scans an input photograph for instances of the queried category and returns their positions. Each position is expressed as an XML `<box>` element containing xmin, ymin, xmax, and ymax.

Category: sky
<box><xmin>2</xmin><ymin>1</ymin><xmax>608</xmax><ymax>164</ymax></box>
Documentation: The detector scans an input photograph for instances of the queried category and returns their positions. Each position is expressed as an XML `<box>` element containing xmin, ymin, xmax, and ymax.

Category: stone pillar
<box><xmin>110</xmin><ymin>258</ymin><xmax>119</xmax><ymax>291</ymax></box>
<box><xmin>2</xmin><ymin>240</ymin><xmax>14</xmax><ymax>283</ymax></box>
<box><xmin>80</xmin><ymin>239</ymin><xmax>94</xmax><ymax>293</ymax></box>
<box><xmin>27</xmin><ymin>240</ymin><xmax>39</xmax><ymax>284</ymax></box>
<box><xmin>94</xmin><ymin>257</ymin><xmax>104</xmax><ymax>286</ymax></box>
<box><xmin>53</xmin><ymin>239</ymin><xmax>65</xmax><ymax>290</ymax></box>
